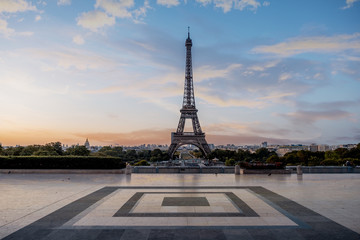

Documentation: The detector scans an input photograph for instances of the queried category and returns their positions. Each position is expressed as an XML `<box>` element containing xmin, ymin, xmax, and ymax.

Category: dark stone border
<box><xmin>113</xmin><ymin>192</ymin><xmax>258</xmax><ymax>217</ymax></box>
<box><xmin>3</xmin><ymin>186</ymin><xmax>360</xmax><ymax>240</ymax></box>
<box><xmin>162</xmin><ymin>197</ymin><xmax>210</xmax><ymax>206</ymax></box>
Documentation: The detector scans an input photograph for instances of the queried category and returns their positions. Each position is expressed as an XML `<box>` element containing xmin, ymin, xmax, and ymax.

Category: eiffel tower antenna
<box><xmin>168</xmin><ymin>29</ymin><xmax>211</xmax><ymax>159</ymax></box>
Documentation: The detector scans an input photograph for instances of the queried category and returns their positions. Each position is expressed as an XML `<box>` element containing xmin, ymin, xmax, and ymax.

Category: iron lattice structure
<box><xmin>168</xmin><ymin>30</ymin><xmax>211</xmax><ymax>159</ymax></box>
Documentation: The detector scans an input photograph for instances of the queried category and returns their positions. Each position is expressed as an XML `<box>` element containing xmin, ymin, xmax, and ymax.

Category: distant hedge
<box><xmin>0</xmin><ymin>156</ymin><xmax>126</xmax><ymax>169</ymax></box>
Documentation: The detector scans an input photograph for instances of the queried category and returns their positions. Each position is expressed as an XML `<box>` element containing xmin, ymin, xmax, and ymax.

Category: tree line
<box><xmin>207</xmin><ymin>143</ymin><xmax>360</xmax><ymax>166</ymax></box>
<box><xmin>1</xmin><ymin>142</ymin><xmax>359</xmax><ymax>166</ymax></box>
<box><xmin>0</xmin><ymin>142</ymin><xmax>169</xmax><ymax>163</ymax></box>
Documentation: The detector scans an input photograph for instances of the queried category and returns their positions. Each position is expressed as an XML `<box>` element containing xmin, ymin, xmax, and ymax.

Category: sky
<box><xmin>0</xmin><ymin>0</ymin><xmax>360</xmax><ymax>147</ymax></box>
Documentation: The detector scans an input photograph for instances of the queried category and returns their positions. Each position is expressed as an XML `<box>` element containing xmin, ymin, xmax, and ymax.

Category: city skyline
<box><xmin>1</xmin><ymin>0</ymin><xmax>360</xmax><ymax>146</ymax></box>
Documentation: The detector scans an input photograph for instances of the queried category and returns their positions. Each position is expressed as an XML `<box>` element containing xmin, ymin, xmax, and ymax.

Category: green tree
<box><xmin>344</xmin><ymin>146</ymin><xmax>360</xmax><ymax>160</ymax></box>
<box><xmin>20</xmin><ymin>145</ymin><xmax>41</xmax><ymax>156</ymax></box>
<box><xmin>255</xmin><ymin>148</ymin><xmax>273</xmax><ymax>162</ymax></box>
<box><xmin>34</xmin><ymin>149</ymin><xmax>58</xmax><ymax>156</ymax></box>
<box><xmin>35</xmin><ymin>142</ymin><xmax>63</xmax><ymax>156</ymax></box>
<box><xmin>266</xmin><ymin>155</ymin><xmax>280</xmax><ymax>163</ymax></box>
<box><xmin>98</xmin><ymin>146</ymin><xmax>112</xmax><ymax>152</ymax></box>
<box><xmin>225</xmin><ymin>158</ymin><xmax>235</xmax><ymax>166</ymax></box>
<box><xmin>124</xmin><ymin>150</ymin><xmax>137</xmax><ymax>161</ymax></box>
<box><xmin>48</xmin><ymin>142</ymin><xmax>63</xmax><ymax>155</ymax></box>
<box><xmin>283</xmin><ymin>151</ymin><xmax>299</xmax><ymax>165</ymax></box>
<box><xmin>150</xmin><ymin>148</ymin><xmax>165</xmax><ymax>162</ymax></box>
<box><xmin>94</xmin><ymin>146</ymin><xmax>123</xmax><ymax>157</ymax></box>
<box><xmin>191</xmin><ymin>149</ymin><xmax>203</xmax><ymax>158</ymax></box>
<box><xmin>0</xmin><ymin>144</ymin><xmax>3</xmax><ymax>155</ymax></box>
<box><xmin>2</xmin><ymin>146</ymin><xmax>24</xmax><ymax>156</ymax></box>
<box><xmin>65</xmin><ymin>145</ymin><xmax>90</xmax><ymax>156</ymax></box>
<box><xmin>308</xmin><ymin>156</ymin><xmax>322</xmax><ymax>166</ymax></box>
<box><xmin>138</xmin><ymin>150</ymin><xmax>151</xmax><ymax>161</ymax></box>
<box><xmin>325</xmin><ymin>151</ymin><xmax>339</xmax><ymax>161</ymax></box>
<box><xmin>134</xmin><ymin>160</ymin><xmax>150</xmax><ymax>166</ymax></box>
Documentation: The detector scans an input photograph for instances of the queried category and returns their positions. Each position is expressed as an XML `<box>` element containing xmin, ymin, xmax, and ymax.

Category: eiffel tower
<box><xmin>168</xmin><ymin>29</ymin><xmax>211</xmax><ymax>159</ymax></box>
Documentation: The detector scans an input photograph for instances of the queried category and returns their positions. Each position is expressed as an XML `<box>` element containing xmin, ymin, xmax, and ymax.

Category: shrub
<box><xmin>320</xmin><ymin>159</ymin><xmax>339</xmax><ymax>166</ymax></box>
<box><xmin>134</xmin><ymin>160</ymin><xmax>150</xmax><ymax>166</ymax></box>
<box><xmin>239</xmin><ymin>161</ymin><xmax>285</xmax><ymax>169</ymax></box>
<box><xmin>225</xmin><ymin>158</ymin><xmax>235</xmax><ymax>166</ymax></box>
<box><xmin>0</xmin><ymin>156</ymin><xmax>126</xmax><ymax>169</ymax></box>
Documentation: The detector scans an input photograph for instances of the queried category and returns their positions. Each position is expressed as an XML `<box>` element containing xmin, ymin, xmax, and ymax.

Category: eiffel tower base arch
<box><xmin>168</xmin><ymin>132</ymin><xmax>211</xmax><ymax>159</ymax></box>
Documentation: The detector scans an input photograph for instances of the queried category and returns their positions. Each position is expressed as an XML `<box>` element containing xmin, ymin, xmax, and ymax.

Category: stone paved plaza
<box><xmin>0</xmin><ymin>173</ymin><xmax>359</xmax><ymax>239</ymax></box>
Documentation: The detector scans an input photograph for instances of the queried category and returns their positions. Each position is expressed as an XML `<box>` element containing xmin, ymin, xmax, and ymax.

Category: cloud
<box><xmin>207</xmin><ymin>134</ymin><xmax>291</xmax><ymax>145</ymax></box>
<box><xmin>0</xmin><ymin>0</ymin><xmax>36</xmax><ymax>38</ymax></box>
<box><xmin>0</xmin><ymin>18</ymin><xmax>15</xmax><ymax>37</ymax></box>
<box><xmin>283</xmin><ymin>110</ymin><xmax>352</xmax><ymax>124</ymax></box>
<box><xmin>95</xmin><ymin>0</ymin><xmax>134</xmax><ymax>18</ymax></box>
<box><xmin>57</xmin><ymin>0</ymin><xmax>71</xmax><ymax>6</ymax></box>
<box><xmin>196</xmin><ymin>0</ymin><xmax>263</xmax><ymax>13</ymax></box>
<box><xmin>77</xmin><ymin>10</ymin><xmax>115</xmax><ymax>32</ymax></box>
<box><xmin>252</xmin><ymin>33</ymin><xmax>360</xmax><ymax>57</ymax></box>
<box><xmin>35</xmin><ymin>15</ymin><xmax>41</xmax><ymax>21</ymax></box>
<box><xmin>247</xmin><ymin>60</ymin><xmax>280</xmax><ymax>72</ymax></box>
<box><xmin>296</xmin><ymin>99</ymin><xmax>360</xmax><ymax>111</ymax></box>
<box><xmin>234</xmin><ymin>0</ymin><xmax>261</xmax><ymax>11</ymax></box>
<box><xmin>0</xmin><ymin>0</ymin><xmax>36</xmax><ymax>13</ymax></box>
<box><xmin>278</xmin><ymin>72</ymin><xmax>291</xmax><ymax>82</ymax></box>
<box><xmin>157</xmin><ymin>0</ymin><xmax>180</xmax><ymax>7</ymax></box>
<box><xmin>197</xmin><ymin>91</ymin><xmax>267</xmax><ymax>108</ymax></box>
<box><xmin>195</xmin><ymin>63</ymin><xmax>242</xmax><ymax>82</ymax></box>
<box><xmin>75</xmin><ymin>129</ymin><xmax>171</xmax><ymax>145</ymax></box>
<box><xmin>196</xmin><ymin>0</ymin><xmax>212</xmax><ymax>6</ymax></box>
<box><xmin>193</xmin><ymin>57</ymin><xmax>320</xmax><ymax>109</ymax></box>
<box><xmin>75</xmin><ymin>128</ymin><xmax>295</xmax><ymax>146</ymax></box>
<box><xmin>342</xmin><ymin>0</ymin><xmax>359</xmax><ymax>9</ymax></box>
<box><xmin>133</xmin><ymin>0</ymin><xmax>151</xmax><ymax>22</ymax></box>
<box><xmin>72</xmin><ymin>34</ymin><xmax>85</xmax><ymax>45</ymax></box>
<box><xmin>0</xmin><ymin>18</ymin><xmax>33</xmax><ymax>37</ymax></box>
<box><xmin>77</xmin><ymin>0</ymin><xmax>152</xmax><ymax>31</ymax></box>
<box><xmin>16</xmin><ymin>48</ymin><xmax>118</xmax><ymax>71</ymax></box>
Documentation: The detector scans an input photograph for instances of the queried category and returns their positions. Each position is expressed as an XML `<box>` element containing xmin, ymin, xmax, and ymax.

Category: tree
<box><xmin>0</xmin><ymin>144</ymin><xmax>3</xmax><ymax>155</ymax></box>
<box><xmin>150</xmin><ymin>148</ymin><xmax>165</xmax><ymax>162</ymax></box>
<box><xmin>266</xmin><ymin>155</ymin><xmax>280</xmax><ymax>163</ymax></box>
<box><xmin>65</xmin><ymin>145</ymin><xmax>90</xmax><ymax>156</ymax></box>
<box><xmin>255</xmin><ymin>148</ymin><xmax>272</xmax><ymax>162</ymax></box>
<box><xmin>2</xmin><ymin>146</ymin><xmax>24</xmax><ymax>156</ymax></box>
<box><xmin>95</xmin><ymin>146</ymin><xmax>123</xmax><ymax>157</ymax></box>
<box><xmin>138</xmin><ymin>150</ymin><xmax>151</xmax><ymax>161</ymax></box>
<box><xmin>35</xmin><ymin>142</ymin><xmax>63</xmax><ymax>156</ymax></box>
<box><xmin>225</xmin><ymin>158</ymin><xmax>235</xmax><ymax>166</ymax></box>
<box><xmin>308</xmin><ymin>156</ymin><xmax>322</xmax><ymax>166</ymax></box>
<box><xmin>48</xmin><ymin>142</ymin><xmax>63</xmax><ymax>155</ymax></box>
<box><xmin>134</xmin><ymin>160</ymin><xmax>150</xmax><ymax>166</ymax></box>
<box><xmin>325</xmin><ymin>151</ymin><xmax>338</xmax><ymax>161</ymax></box>
<box><xmin>191</xmin><ymin>149</ymin><xmax>203</xmax><ymax>158</ymax></box>
<box><xmin>125</xmin><ymin>150</ymin><xmax>137</xmax><ymax>161</ymax></box>
<box><xmin>20</xmin><ymin>145</ymin><xmax>41</xmax><ymax>156</ymax></box>
<box><xmin>34</xmin><ymin>149</ymin><xmax>58</xmax><ymax>156</ymax></box>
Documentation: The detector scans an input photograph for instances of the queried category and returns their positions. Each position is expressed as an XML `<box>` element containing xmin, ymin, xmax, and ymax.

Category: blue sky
<box><xmin>0</xmin><ymin>0</ymin><xmax>359</xmax><ymax>146</ymax></box>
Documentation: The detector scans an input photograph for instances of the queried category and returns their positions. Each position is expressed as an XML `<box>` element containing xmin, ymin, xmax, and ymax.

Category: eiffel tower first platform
<box><xmin>168</xmin><ymin>29</ymin><xmax>211</xmax><ymax>159</ymax></box>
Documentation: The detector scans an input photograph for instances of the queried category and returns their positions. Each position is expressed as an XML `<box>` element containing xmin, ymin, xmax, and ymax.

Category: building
<box><xmin>309</xmin><ymin>143</ymin><xmax>318</xmax><ymax>152</ymax></box>
<box><xmin>317</xmin><ymin>144</ymin><xmax>330</xmax><ymax>152</ymax></box>
<box><xmin>84</xmin><ymin>138</ymin><xmax>90</xmax><ymax>150</ymax></box>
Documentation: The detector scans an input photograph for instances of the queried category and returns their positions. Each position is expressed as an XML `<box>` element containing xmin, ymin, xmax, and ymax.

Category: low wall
<box><xmin>133</xmin><ymin>166</ymin><xmax>235</xmax><ymax>174</ymax></box>
<box><xmin>240</xmin><ymin>169</ymin><xmax>291</xmax><ymax>174</ymax></box>
<box><xmin>287</xmin><ymin>166</ymin><xmax>360</xmax><ymax>173</ymax></box>
<box><xmin>0</xmin><ymin>169</ymin><xmax>125</xmax><ymax>174</ymax></box>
